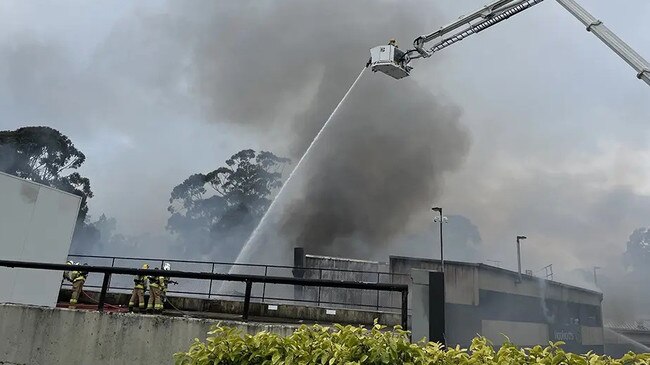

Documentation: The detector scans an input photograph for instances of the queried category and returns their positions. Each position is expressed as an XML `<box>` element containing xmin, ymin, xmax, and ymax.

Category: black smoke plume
<box><xmin>162</xmin><ymin>1</ymin><xmax>471</xmax><ymax>259</ymax></box>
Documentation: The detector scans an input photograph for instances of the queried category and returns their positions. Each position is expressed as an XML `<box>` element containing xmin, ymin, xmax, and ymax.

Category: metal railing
<box><xmin>66</xmin><ymin>254</ymin><xmax>409</xmax><ymax>311</ymax></box>
<box><xmin>0</xmin><ymin>259</ymin><xmax>410</xmax><ymax>329</ymax></box>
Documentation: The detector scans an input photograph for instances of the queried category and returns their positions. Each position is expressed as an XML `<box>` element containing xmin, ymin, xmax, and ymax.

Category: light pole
<box><xmin>593</xmin><ymin>266</ymin><xmax>601</xmax><ymax>286</ymax></box>
<box><xmin>432</xmin><ymin>207</ymin><xmax>448</xmax><ymax>273</ymax></box>
<box><xmin>516</xmin><ymin>235</ymin><xmax>527</xmax><ymax>282</ymax></box>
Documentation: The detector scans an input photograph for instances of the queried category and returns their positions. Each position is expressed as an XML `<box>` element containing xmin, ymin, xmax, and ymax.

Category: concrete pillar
<box><xmin>410</xmin><ymin>269</ymin><xmax>445</xmax><ymax>344</ymax></box>
<box><xmin>292</xmin><ymin>247</ymin><xmax>305</xmax><ymax>301</ymax></box>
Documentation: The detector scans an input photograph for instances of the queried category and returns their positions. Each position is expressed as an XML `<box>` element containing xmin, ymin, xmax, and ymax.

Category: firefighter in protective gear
<box><xmin>158</xmin><ymin>263</ymin><xmax>177</xmax><ymax>313</ymax></box>
<box><xmin>161</xmin><ymin>263</ymin><xmax>172</xmax><ymax>294</ymax></box>
<box><xmin>63</xmin><ymin>261</ymin><xmax>88</xmax><ymax>309</ymax></box>
<box><xmin>146</xmin><ymin>267</ymin><xmax>164</xmax><ymax>313</ymax></box>
<box><xmin>129</xmin><ymin>263</ymin><xmax>149</xmax><ymax>312</ymax></box>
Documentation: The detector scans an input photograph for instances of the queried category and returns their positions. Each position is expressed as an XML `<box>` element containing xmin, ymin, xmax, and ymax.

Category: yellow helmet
<box><xmin>142</xmin><ymin>263</ymin><xmax>150</xmax><ymax>269</ymax></box>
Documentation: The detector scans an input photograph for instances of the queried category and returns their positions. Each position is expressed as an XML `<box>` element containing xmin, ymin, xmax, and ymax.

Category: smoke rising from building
<box><xmin>0</xmin><ymin>0</ymin><xmax>470</xmax><ymax>261</ymax></box>
<box><xmin>278</xmin><ymin>74</ymin><xmax>469</xmax><ymax>256</ymax></box>
<box><xmin>151</xmin><ymin>1</ymin><xmax>470</xmax><ymax>258</ymax></box>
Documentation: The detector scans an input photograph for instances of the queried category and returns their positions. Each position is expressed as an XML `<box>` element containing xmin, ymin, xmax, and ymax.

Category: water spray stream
<box><xmin>604</xmin><ymin>328</ymin><xmax>650</xmax><ymax>353</ymax></box>
<box><xmin>226</xmin><ymin>67</ymin><xmax>367</xmax><ymax>279</ymax></box>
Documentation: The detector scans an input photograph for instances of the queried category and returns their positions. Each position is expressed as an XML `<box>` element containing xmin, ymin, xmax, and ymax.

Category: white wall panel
<box><xmin>0</xmin><ymin>172</ymin><xmax>81</xmax><ymax>307</ymax></box>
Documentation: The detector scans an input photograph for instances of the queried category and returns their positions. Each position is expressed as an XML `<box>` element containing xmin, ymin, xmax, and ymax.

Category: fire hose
<box><xmin>81</xmin><ymin>290</ymin><xmax>124</xmax><ymax>310</ymax></box>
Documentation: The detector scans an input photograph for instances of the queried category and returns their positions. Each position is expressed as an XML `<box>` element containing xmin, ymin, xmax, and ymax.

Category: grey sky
<box><xmin>427</xmin><ymin>0</ymin><xmax>650</xmax><ymax>272</ymax></box>
<box><xmin>1</xmin><ymin>0</ymin><xmax>649</xmax><ymax>277</ymax></box>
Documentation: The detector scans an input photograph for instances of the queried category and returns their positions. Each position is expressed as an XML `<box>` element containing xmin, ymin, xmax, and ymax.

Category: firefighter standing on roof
<box><xmin>148</xmin><ymin>263</ymin><xmax>176</xmax><ymax>314</ymax></box>
<box><xmin>63</xmin><ymin>261</ymin><xmax>88</xmax><ymax>309</ymax></box>
<box><xmin>146</xmin><ymin>267</ymin><xmax>164</xmax><ymax>313</ymax></box>
<box><xmin>129</xmin><ymin>263</ymin><xmax>149</xmax><ymax>312</ymax></box>
<box><xmin>159</xmin><ymin>263</ymin><xmax>177</xmax><ymax>314</ymax></box>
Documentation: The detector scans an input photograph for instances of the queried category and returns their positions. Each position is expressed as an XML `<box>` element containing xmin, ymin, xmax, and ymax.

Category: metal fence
<box><xmin>0</xmin><ymin>258</ymin><xmax>409</xmax><ymax>329</ymax></box>
<box><xmin>0</xmin><ymin>255</ymin><xmax>408</xmax><ymax>328</ymax></box>
<box><xmin>65</xmin><ymin>254</ymin><xmax>409</xmax><ymax>311</ymax></box>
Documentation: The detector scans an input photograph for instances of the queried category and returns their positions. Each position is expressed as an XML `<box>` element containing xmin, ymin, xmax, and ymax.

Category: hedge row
<box><xmin>174</xmin><ymin>322</ymin><xmax>650</xmax><ymax>364</ymax></box>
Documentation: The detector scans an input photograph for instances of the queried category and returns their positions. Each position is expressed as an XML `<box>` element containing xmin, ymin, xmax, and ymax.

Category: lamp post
<box><xmin>516</xmin><ymin>235</ymin><xmax>527</xmax><ymax>282</ymax></box>
<box><xmin>593</xmin><ymin>266</ymin><xmax>601</xmax><ymax>286</ymax></box>
<box><xmin>432</xmin><ymin>207</ymin><xmax>448</xmax><ymax>273</ymax></box>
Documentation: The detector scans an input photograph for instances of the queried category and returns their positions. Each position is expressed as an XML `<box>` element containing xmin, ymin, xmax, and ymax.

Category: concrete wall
<box><xmin>297</xmin><ymin>254</ymin><xmax>400</xmax><ymax>311</ymax></box>
<box><xmin>390</xmin><ymin>256</ymin><xmax>603</xmax><ymax>308</ymax></box>
<box><xmin>481</xmin><ymin>320</ymin><xmax>549</xmax><ymax>346</ymax></box>
<box><xmin>58</xmin><ymin>288</ymin><xmax>403</xmax><ymax>327</ymax></box>
<box><xmin>0</xmin><ymin>304</ymin><xmax>298</xmax><ymax>365</ymax></box>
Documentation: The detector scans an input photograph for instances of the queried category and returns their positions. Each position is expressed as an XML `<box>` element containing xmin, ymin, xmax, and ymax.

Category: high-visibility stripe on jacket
<box><xmin>67</xmin><ymin>270</ymin><xmax>86</xmax><ymax>282</ymax></box>
<box><xmin>72</xmin><ymin>271</ymin><xmax>87</xmax><ymax>282</ymax></box>
<box><xmin>133</xmin><ymin>275</ymin><xmax>147</xmax><ymax>289</ymax></box>
<box><xmin>160</xmin><ymin>276</ymin><xmax>170</xmax><ymax>292</ymax></box>
<box><xmin>147</xmin><ymin>275</ymin><xmax>159</xmax><ymax>288</ymax></box>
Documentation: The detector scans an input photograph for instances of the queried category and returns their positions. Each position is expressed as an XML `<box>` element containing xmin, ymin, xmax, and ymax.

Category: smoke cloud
<box><xmin>1</xmin><ymin>0</ymin><xmax>470</xmax><ymax>261</ymax></box>
<box><xmin>278</xmin><ymin>75</ymin><xmax>469</xmax><ymax>256</ymax></box>
<box><xmin>130</xmin><ymin>0</ymin><xmax>471</xmax><ymax>259</ymax></box>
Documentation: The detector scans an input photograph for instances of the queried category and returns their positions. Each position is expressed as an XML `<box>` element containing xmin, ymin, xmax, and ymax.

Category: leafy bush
<box><xmin>174</xmin><ymin>321</ymin><xmax>650</xmax><ymax>364</ymax></box>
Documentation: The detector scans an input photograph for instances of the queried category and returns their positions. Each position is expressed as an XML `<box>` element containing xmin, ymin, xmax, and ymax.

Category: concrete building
<box><xmin>298</xmin><ymin>251</ymin><xmax>605</xmax><ymax>353</ymax></box>
<box><xmin>4</xmin><ymin>247</ymin><xmax>647</xmax><ymax>363</ymax></box>
<box><xmin>393</xmin><ymin>256</ymin><xmax>604</xmax><ymax>354</ymax></box>
<box><xmin>603</xmin><ymin>320</ymin><xmax>650</xmax><ymax>356</ymax></box>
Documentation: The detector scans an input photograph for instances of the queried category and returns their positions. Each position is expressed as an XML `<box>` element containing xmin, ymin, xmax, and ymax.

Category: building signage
<box><xmin>550</xmin><ymin>323</ymin><xmax>581</xmax><ymax>344</ymax></box>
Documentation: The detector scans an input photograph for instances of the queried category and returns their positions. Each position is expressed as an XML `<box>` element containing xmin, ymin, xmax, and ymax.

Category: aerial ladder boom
<box><xmin>369</xmin><ymin>0</ymin><xmax>650</xmax><ymax>87</ymax></box>
<box><xmin>555</xmin><ymin>0</ymin><xmax>650</xmax><ymax>86</ymax></box>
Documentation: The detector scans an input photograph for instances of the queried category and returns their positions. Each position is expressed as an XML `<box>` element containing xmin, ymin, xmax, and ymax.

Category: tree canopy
<box><xmin>167</xmin><ymin>149</ymin><xmax>290</xmax><ymax>258</ymax></box>
<box><xmin>624</xmin><ymin>227</ymin><xmax>650</xmax><ymax>272</ymax></box>
<box><xmin>0</xmin><ymin>126</ymin><xmax>97</xmax><ymax>251</ymax></box>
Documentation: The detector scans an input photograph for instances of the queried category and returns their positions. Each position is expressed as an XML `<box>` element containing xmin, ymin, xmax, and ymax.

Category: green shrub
<box><xmin>174</xmin><ymin>321</ymin><xmax>650</xmax><ymax>364</ymax></box>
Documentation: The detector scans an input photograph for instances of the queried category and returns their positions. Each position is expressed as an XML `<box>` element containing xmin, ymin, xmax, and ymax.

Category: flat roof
<box><xmin>0</xmin><ymin>171</ymin><xmax>82</xmax><ymax>201</ymax></box>
<box><xmin>389</xmin><ymin>255</ymin><xmax>603</xmax><ymax>297</ymax></box>
<box><xmin>305</xmin><ymin>254</ymin><xmax>386</xmax><ymax>266</ymax></box>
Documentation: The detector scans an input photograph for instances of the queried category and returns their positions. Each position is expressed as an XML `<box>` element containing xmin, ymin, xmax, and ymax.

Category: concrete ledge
<box><xmin>0</xmin><ymin>303</ymin><xmax>298</xmax><ymax>365</ymax></box>
<box><xmin>58</xmin><ymin>289</ymin><xmax>403</xmax><ymax>326</ymax></box>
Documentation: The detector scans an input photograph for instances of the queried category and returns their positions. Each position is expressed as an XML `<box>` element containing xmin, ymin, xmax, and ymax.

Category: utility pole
<box><xmin>432</xmin><ymin>207</ymin><xmax>447</xmax><ymax>273</ymax></box>
<box><xmin>516</xmin><ymin>235</ymin><xmax>527</xmax><ymax>282</ymax></box>
<box><xmin>593</xmin><ymin>266</ymin><xmax>601</xmax><ymax>286</ymax></box>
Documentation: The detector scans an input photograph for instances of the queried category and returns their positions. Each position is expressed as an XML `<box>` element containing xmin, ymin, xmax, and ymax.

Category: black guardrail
<box><xmin>67</xmin><ymin>253</ymin><xmax>408</xmax><ymax>277</ymax></box>
<box><xmin>66</xmin><ymin>253</ymin><xmax>409</xmax><ymax>311</ymax></box>
<box><xmin>0</xmin><ymin>259</ymin><xmax>409</xmax><ymax>329</ymax></box>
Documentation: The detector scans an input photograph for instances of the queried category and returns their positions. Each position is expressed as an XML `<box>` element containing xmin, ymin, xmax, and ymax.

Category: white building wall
<box><xmin>0</xmin><ymin>172</ymin><xmax>81</xmax><ymax>307</ymax></box>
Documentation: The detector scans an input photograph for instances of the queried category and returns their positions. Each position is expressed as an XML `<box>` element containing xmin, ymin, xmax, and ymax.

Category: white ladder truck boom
<box><xmin>369</xmin><ymin>0</ymin><xmax>650</xmax><ymax>87</ymax></box>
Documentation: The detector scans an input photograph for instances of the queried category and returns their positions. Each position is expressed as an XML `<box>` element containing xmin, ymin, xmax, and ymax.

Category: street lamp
<box><xmin>516</xmin><ymin>235</ymin><xmax>527</xmax><ymax>282</ymax></box>
<box><xmin>593</xmin><ymin>266</ymin><xmax>601</xmax><ymax>286</ymax></box>
<box><xmin>432</xmin><ymin>207</ymin><xmax>448</xmax><ymax>273</ymax></box>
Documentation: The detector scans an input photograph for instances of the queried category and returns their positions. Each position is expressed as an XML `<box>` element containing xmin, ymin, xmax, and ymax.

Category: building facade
<box><xmin>294</xmin><ymin>250</ymin><xmax>605</xmax><ymax>353</ymax></box>
<box><xmin>392</xmin><ymin>256</ymin><xmax>604</xmax><ymax>353</ymax></box>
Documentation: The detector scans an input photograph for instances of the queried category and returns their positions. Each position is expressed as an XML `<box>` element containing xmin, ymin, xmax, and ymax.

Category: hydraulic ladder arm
<box><xmin>368</xmin><ymin>0</ymin><xmax>650</xmax><ymax>87</ymax></box>
<box><xmin>555</xmin><ymin>0</ymin><xmax>650</xmax><ymax>86</ymax></box>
